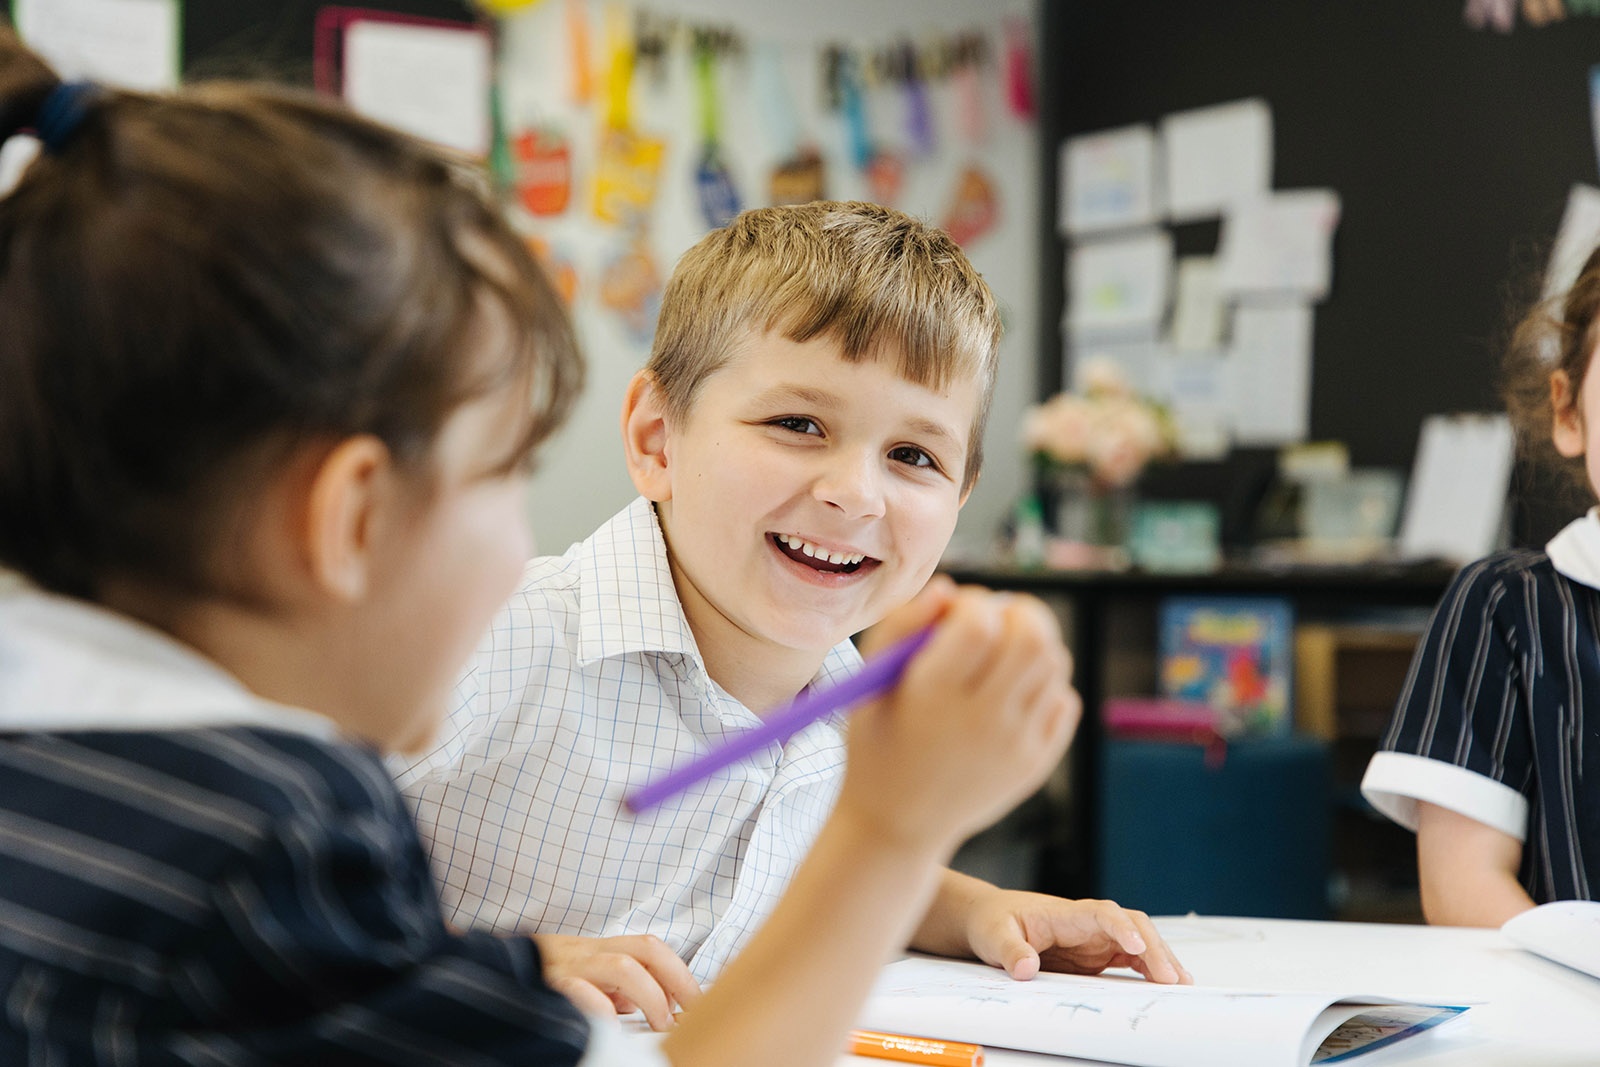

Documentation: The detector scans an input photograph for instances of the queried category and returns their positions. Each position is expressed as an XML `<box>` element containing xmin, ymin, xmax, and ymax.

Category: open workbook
<box><xmin>1501</xmin><ymin>899</ymin><xmax>1600</xmax><ymax>980</ymax></box>
<box><xmin>857</xmin><ymin>957</ymin><xmax>1467</xmax><ymax>1067</ymax></box>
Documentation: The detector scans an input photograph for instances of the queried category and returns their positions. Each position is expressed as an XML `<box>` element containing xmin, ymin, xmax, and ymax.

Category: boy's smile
<box><xmin>626</xmin><ymin>330</ymin><xmax>979</xmax><ymax>712</ymax></box>
<box><xmin>770</xmin><ymin>532</ymin><xmax>878</xmax><ymax>580</ymax></box>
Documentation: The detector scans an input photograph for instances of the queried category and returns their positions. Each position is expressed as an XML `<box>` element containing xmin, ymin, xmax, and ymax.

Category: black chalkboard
<box><xmin>5</xmin><ymin>2</ymin><xmax>478</xmax><ymax>83</ymax></box>
<box><xmin>1039</xmin><ymin>3</ymin><xmax>1600</xmax><ymax>544</ymax></box>
<box><xmin>183</xmin><ymin>1</ymin><xmax>478</xmax><ymax>82</ymax></box>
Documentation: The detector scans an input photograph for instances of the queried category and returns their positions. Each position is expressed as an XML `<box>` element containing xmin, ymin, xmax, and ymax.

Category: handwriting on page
<box><xmin>860</xmin><ymin>957</ymin><xmax>1460</xmax><ymax>1067</ymax></box>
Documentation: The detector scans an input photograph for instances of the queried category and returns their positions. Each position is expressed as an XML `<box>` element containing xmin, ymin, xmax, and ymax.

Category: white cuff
<box><xmin>1360</xmin><ymin>751</ymin><xmax>1529</xmax><ymax>841</ymax></box>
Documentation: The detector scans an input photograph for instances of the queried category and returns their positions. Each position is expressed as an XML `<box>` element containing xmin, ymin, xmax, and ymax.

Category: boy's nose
<box><xmin>813</xmin><ymin>451</ymin><xmax>887</xmax><ymax>520</ymax></box>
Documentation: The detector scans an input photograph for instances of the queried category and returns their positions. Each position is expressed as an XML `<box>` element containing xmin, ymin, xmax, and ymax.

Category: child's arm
<box><xmin>1415</xmin><ymin>800</ymin><xmax>1535</xmax><ymax>926</ymax></box>
<box><xmin>660</xmin><ymin>586</ymin><xmax>1078</xmax><ymax>1067</ymax></box>
<box><xmin>910</xmin><ymin>868</ymin><xmax>1190</xmax><ymax>984</ymax></box>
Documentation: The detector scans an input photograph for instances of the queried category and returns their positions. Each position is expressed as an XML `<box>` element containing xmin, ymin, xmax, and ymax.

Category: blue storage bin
<box><xmin>1096</xmin><ymin>735</ymin><xmax>1331</xmax><ymax>919</ymax></box>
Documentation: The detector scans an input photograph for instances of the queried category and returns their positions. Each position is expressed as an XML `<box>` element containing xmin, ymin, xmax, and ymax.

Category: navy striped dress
<box><xmin>1372</xmin><ymin>550</ymin><xmax>1598</xmax><ymax>903</ymax></box>
<box><xmin>0</xmin><ymin>726</ymin><xmax>590</xmax><ymax>1065</ymax></box>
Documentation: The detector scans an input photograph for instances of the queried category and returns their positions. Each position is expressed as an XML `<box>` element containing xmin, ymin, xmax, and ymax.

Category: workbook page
<box><xmin>859</xmin><ymin>957</ymin><xmax>1462</xmax><ymax>1067</ymax></box>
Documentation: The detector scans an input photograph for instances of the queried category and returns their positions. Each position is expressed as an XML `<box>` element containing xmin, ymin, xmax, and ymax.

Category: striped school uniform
<box><xmin>1362</xmin><ymin>510</ymin><xmax>1600</xmax><ymax>904</ymax></box>
<box><xmin>0</xmin><ymin>588</ymin><xmax>661</xmax><ymax>1066</ymax></box>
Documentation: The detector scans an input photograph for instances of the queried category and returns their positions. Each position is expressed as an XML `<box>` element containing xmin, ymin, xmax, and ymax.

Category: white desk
<box><xmin>843</xmin><ymin>916</ymin><xmax>1600</xmax><ymax>1066</ymax></box>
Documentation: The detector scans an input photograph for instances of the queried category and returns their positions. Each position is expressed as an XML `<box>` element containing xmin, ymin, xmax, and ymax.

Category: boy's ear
<box><xmin>302</xmin><ymin>435</ymin><xmax>393</xmax><ymax>602</ymax></box>
<box><xmin>1552</xmin><ymin>370</ymin><xmax>1586</xmax><ymax>458</ymax></box>
<box><xmin>621</xmin><ymin>369</ymin><xmax>674</xmax><ymax>502</ymax></box>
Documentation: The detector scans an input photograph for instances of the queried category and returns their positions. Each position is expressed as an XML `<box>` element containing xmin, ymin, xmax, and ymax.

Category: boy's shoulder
<box><xmin>497</xmin><ymin>497</ymin><xmax>678</xmax><ymax>648</ymax></box>
<box><xmin>505</xmin><ymin>549</ymin><xmax>584</xmax><ymax>629</ymax></box>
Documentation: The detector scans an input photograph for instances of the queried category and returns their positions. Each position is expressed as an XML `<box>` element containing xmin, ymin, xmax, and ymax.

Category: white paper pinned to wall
<box><xmin>1065</xmin><ymin>229</ymin><xmax>1173</xmax><ymax>335</ymax></box>
<box><xmin>1228</xmin><ymin>298</ymin><xmax>1312</xmax><ymax>446</ymax></box>
<box><xmin>1064</xmin><ymin>328</ymin><xmax>1165</xmax><ymax>395</ymax></box>
<box><xmin>1059</xmin><ymin>123</ymin><xmax>1160</xmax><ymax>236</ymax></box>
<box><xmin>1171</xmin><ymin>256</ymin><xmax>1225</xmax><ymax>350</ymax></box>
<box><xmin>1397</xmin><ymin>414</ymin><xmax>1514</xmax><ymax>565</ymax></box>
<box><xmin>1154</xmin><ymin>349</ymin><xmax>1233</xmax><ymax>459</ymax></box>
<box><xmin>343</xmin><ymin>19</ymin><xmax>493</xmax><ymax>157</ymax></box>
<box><xmin>1160</xmin><ymin>97</ymin><xmax>1273</xmax><ymax>223</ymax></box>
<box><xmin>14</xmin><ymin>0</ymin><xmax>179</xmax><ymax>91</ymax></box>
<box><xmin>1217</xmin><ymin>189</ymin><xmax>1341</xmax><ymax>300</ymax></box>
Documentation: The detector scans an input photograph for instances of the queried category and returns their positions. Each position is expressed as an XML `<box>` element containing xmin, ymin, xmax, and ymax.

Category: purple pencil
<box><xmin>624</xmin><ymin>625</ymin><xmax>937</xmax><ymax>814</ymax></box>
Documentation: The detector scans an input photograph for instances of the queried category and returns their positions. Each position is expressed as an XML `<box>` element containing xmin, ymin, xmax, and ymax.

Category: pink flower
<box><xmin>1023</xmin><ymin>393</ymin><xmax>1095</xmax><ymax>465</ymax></box>
<box><xmin>1023</xmin><ymin>368</ymin><xmax>1174</xmax><ymax>486</ymax></box>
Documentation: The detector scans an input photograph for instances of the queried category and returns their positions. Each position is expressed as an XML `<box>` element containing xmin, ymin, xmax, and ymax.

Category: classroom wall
<box><xmin>497</xmin><ymin>0</ymin><xmax>1041</xmax><ymax>556</ymax></box>
<box><xmin>5</xmin><ymin>0</ymin><xmax>1041</xmax><ymax>560</ymax></box>
<box><xmin>1039</xmin><ymin>4</ymin><xmax>1600</xmax><ymax>544</ymax></box>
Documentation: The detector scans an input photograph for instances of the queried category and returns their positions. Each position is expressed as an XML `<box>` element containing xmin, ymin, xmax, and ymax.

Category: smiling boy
<box><xmin>394</xmin><ymin>202</ymin><xmax>1185</xmax><ymax>1020</ymax></box>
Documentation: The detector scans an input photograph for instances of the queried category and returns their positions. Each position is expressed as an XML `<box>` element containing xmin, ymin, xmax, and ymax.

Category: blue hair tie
<box><xmin>34</xmin><ymin>81</ymin><xmax>99</xmax><ymax>155</ymax></box>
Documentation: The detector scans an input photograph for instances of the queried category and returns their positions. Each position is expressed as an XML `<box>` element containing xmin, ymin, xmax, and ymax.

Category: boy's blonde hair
<box><xmin>646</xmin><ymin>201</ymin><xmax>1001</xmax><ymax>492</ymax></box>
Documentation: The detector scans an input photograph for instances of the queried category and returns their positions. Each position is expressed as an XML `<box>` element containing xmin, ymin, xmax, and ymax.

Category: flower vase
<box><xmin>1048</xmin><ymin>467</ymin><xmax>1132</xmax><ymax>568</ymax></box>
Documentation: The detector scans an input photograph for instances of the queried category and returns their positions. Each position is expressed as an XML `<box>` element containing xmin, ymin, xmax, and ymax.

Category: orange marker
<box><xmin>847</xmin><ymin>1028</ymin><xmax>984</xmax><ymax>1067</ymax></box>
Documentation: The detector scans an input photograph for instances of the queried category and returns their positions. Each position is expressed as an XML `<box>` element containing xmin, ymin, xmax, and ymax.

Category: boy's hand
<box><xmin>532</xmin><ymin>932</ymin><xmax>702</xmax><ymax>1030</ymax></box>
<box><xmin>960</xmin><ymin>888</ymin><xmax>1191</xmax><ymax>985</ymax></box>
<box><xmin>842</xmin><ymin>582</ymin><xmax>1081</xmax><ymax>855</ymax></box>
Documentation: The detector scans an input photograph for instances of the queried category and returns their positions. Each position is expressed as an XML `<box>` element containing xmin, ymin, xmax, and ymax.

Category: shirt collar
<box><xmin>1545</xmin><ymin>507</ymin><xmax>1600</xmax><ymax>591</ymax></box>
<box><xmin>576</xmin><ymin>496</ymin><xmax>702</xmax><ymax>665</ymax></box>
<box><xmin>573</xmin><ymin>496</ymin><xmax>865</xmax><ymax>701</ymax></box>
<box><xmin>0</xmin><ymin>584</ymin><xmax>337</xmax><ymax>739</ymax></box>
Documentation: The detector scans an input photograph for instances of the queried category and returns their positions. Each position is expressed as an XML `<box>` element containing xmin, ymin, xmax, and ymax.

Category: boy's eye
<box><xmin>771</xmin><ymin>416</ymin><xmax>822</xmax><ymax>436</ymax></box>
<box><xmin>889</xmin><ymin>445</ymin><xmax>936</xmax><ymax>469</ymax></box>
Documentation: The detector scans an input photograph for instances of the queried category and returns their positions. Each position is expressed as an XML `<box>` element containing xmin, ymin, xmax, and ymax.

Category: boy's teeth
<box><xmin>780</xmin><ymin>534</ymin><xmax>865</xmax><ymax>566</ymax></box>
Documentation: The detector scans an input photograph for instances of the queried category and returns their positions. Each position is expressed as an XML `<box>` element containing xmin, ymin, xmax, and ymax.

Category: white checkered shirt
<box><xmin>392</xmin><ymin>497</ymin><xmax>861</xmax><ymax>983</ymax></box>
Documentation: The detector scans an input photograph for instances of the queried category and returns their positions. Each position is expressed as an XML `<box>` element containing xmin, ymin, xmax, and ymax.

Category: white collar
<box><xmin>576</xmin><ymin>497</ymin><xmax>702</xmax><ymax>666</ymax></box>
<box><xmin>1545</xmin><ymin>507</ymin><xmax>1600</xmax><ymax>591</ymax></box>
<box><xmin>0</xmin><ymin>585</ymin><xmax>337</xmax><ymax>739</ymax></box>
<box><xmin>572</xmin><ymin>496</ymin><xmax>864</xmax><ymax>696</ymax></box>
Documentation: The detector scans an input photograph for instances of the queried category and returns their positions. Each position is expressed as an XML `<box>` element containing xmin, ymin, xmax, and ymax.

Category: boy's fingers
<box><xmin>858</xmin><ymin>575</ymin><xmax>961</xmax><ymax>655</ymax></box>
<box><xmin>1000</xmin><ymin>938</ymin><xmax>1042</xmax><ymax>981</ymax></box>
<box><xmin>1093</xmin><ymin>903</ymin><xmax>1147</xmax><ymax>956</ymax></box>
<box><xmin>621</xmin><ymin>934</ymin><xmax>703</xmax><ymax>1008</ymax></box>
<box><xmin>580</xmin><ymin>953</ymin><xmax>677</xmax><ymax>1030</ymax></box>
<box><xmin>1124</xmin><ymin>912</ymin><xmax>1189</xmax><ymax>985</ymax></box>
<box><xmin>550</xmin><ymin>975</ymin><xmax>617</xmax><ymax>1019</ymax></box>
<box><xmin>919</xmin><ymin>590</ymin><xmax>1009</xmax><ymax>685</ymax></box>
<box><xmin>1092</xmin><ymin>905</ymin><xmax>1187</xmax><ymax>985</ymax></box>
<box><xmin>974</xmin><ymin>599</ymin><xmax>1069</xmax><ymax>713</ymax></box>
<box><xmin>615</xmin><ymin>956</ymin><xmax>677</xmax><ymax>1031</ymax></box>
